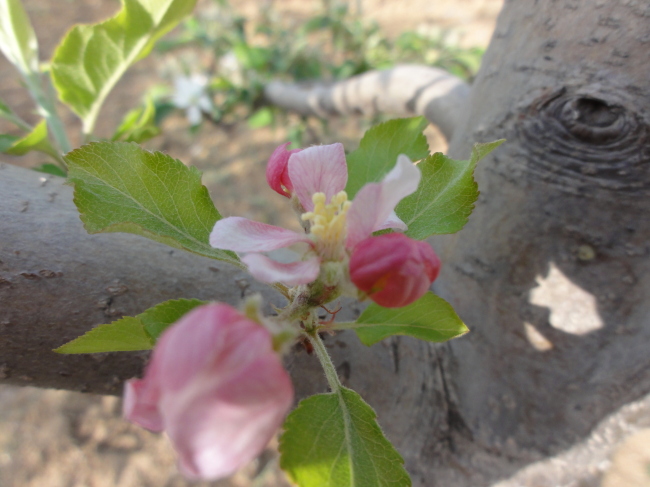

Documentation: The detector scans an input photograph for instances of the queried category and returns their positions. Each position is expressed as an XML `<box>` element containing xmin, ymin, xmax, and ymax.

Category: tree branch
<box><xmin>0</xmin><ymin>162</ymin><xmax>283</xmax><ymax>394</ymax></box>
<box><xmin>263</xmin><ymin>64</ymin><xmax>470</xmax><ymax>140</ymax></box>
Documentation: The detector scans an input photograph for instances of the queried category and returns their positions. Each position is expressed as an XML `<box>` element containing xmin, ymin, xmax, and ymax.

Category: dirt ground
<box><xmin>11</xmin><ymin>0</ymin><xmax>633</xmax><ymax>486</ymax></box>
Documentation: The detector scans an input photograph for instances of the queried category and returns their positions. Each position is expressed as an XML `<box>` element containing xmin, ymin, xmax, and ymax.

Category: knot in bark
<box><xmin>518</xmin><ymin>87</ymin><xmax>650</xmax><ymax>195</ymax></box>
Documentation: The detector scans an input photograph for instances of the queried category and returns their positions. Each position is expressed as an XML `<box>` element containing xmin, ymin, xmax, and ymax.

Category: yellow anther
<box><xmin>312</xmin><ymin>192</ymin><xmax>326</xmax><ymax>206</ymax></box>
<box><xmin>300</xmin><ymin>190</ymin><xmax>352</xmax><ymax>260</ymax></box>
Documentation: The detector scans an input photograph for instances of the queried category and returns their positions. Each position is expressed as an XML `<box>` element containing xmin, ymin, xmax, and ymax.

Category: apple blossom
<box><xmin>210</xmin><ymin>143</ymin><xmax>422</xmax><ymax>291</ymax></box>
<box><xmin>171</xmin><ymin>74</ymin><xmax>213</xmax><ymax>126</ymax></box>
<box><xmin>123</xmin><ymin>303</ymin><xmax>293</xmax><ymax>480</ymax></box>
<box><xmin>349</xmin><ymin>233</ymin><xmax>441</xmax><ymax>307</ymax></box>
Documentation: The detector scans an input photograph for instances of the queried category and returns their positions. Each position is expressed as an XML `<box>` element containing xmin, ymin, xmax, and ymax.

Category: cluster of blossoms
<box><xmin>124</xmin><ymin>142</ymin><xmax>441</xmax><ymax>480</ymax></box>
<box><xmin>211</xmin><ymin>142</ymin><xmax>441</xmax><ymax>308</ymax></box>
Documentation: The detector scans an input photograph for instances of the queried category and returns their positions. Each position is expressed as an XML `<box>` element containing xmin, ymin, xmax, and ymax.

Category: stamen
<box><xmin>301</xmin><ymin>191</ymin><xmax>351</xmax><ymax>260</ymax></box>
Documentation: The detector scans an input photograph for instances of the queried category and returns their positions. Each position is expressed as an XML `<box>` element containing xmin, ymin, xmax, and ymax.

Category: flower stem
<box><xmin>309</xmin><ymin>331</ymin><xmax>342</xmax><ymax>393</ymax></box>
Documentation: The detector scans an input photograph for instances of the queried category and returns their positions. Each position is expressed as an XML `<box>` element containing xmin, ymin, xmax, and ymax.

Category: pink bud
<box><xmin>123</xmin><ymin>303</ymin><xmax>294</xmax><ymax>480</ymax></box>
<box><xmin>349</xmin><ymin>233</ymin><xmax>441</xmax><ymax>308</ymax></box>
<box><xmin>266</xmin><ymin>142</ymin><xmax>301</xmax><ymax>197</ymax></box>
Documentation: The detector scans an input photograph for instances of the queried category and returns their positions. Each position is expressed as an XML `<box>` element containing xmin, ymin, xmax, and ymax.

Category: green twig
<box><xmin>310</xmin><ymin>330</ymin><xmax>341</xmax><ymax>393</ymax></box>
<box><xmin>24</xmin><ymin>72</ymin><xmax>71</xmax><ymax>155</ymax></box>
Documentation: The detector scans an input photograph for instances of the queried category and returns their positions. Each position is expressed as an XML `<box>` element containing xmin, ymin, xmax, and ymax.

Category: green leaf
<box><xmin>280</xmin><ymin>388</ymin><xmax>411</xmax><ymax>487</ymax></box>
<box><xmin>0</xmin><ymin>134</ymin><xmax>18</xmax><ymax>152</ymax></box>
<box><xmin>55</xmin><ymin>298</ymin><xmax>206</xmax><ymax>354</ymax></box>
<box><xmin>247</xmin><ymin>107</ymin><xmax>273</xmax><ymax>129</ymax></box>
<box><xmin>2</xmin><ymin>119</ymin><xmax>60</xmax><ymax>159</ymax></box>
<box><xmin>112</xmin><ymin>96</ymin><xmax>161</xmax><ymax>143</ymax></box>
<box><xmin>397</xmin><ymin>140</ymin><xmax>505</xmax><ymax>239</ymax></box>
<box><xmin>0</xmin><ymin>98</ymin><xmax>12</xmax><ymax>118</ymax></box>
<box><xmin>342</xmin><ymin>292</ymin><xmax>469</xmax><ymax>346</ymax></box>
<box><xmin>55</xmin><ymin>316</ymin><xmax>154</xmax><ymax>354</ymax></box>
<box><xmin>139</xmin><ymin>298</ymin><xmax>205</xmax><ymax>341</ymax></box>
<box><xmin>50</xmin><ymin>0</ymin><xmax>197</xmax><ymax>134</ymax></box>
<box><xmin>345</xmin><ymin>117</ymin><xmax>429</xmax><ymax>199</ymax></box>
<box><xmin>65</xmin><ymin>141</ymin><xmax>240</xmax><ymax>266</ymax></box>
<box><xmin>233</xmin><ymin>41</ymin><xmax>270</xmax><ymax>70</ymax></box>
<box><xmin>34</xmin><ymin>163</ymin><xmax>67</xmax><ymax>177</ymax></box>
<box><xmin>0</xmin><ymin>0</ymin><xmax>39</xmax><ymax>77</ymax></box>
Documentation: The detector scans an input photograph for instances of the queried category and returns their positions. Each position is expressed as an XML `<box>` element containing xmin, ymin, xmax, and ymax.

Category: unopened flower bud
<box><xmin>266</xmin><ymin>142</ymin><xmax>301</xmax><ymax>197</ymax></box>
<box><xmin>349</xmin><ymin>233</ymin><xmax>441</xmax><ymax>308</ymax></box>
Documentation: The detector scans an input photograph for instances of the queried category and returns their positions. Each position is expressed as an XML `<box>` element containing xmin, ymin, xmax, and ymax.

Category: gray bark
<box><xmin>0</xmin><ymin>163</ymin><xmax>281</xmax><ymax>393</ymax></box>
<box><xmin>263</xmin><ymin>65</ymin><xmax>470</xmax><ymax>140</ymax></box>
<box><xmin>1</xmin><ymin>0</ymin><xmax>649</xmax><ymax>486</ymax></box>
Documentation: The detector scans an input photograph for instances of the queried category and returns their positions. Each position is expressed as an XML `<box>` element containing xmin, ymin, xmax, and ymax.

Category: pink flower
<box><xmin>123</xmin><ymin>303</ymin><xmax>294</xmax><ymax>480</ymax></box>
<box><xmin>210</xmin><ymin>143</ymin><xmax>422</xmax><ymax>288</ymax></box>
<box><xmin>349</xmin><ymin>233</ymin><xmax>441</xmax><ymax>307</ymax></box>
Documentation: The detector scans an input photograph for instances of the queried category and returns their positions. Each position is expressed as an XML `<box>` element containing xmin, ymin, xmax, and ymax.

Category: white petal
<box><xmin>242</xmin><ymin>254</ymin><xmax>321</xmax><ymax>286</ymax></box>
<box><xmin>210</xmin><ymin>217</ymin><xmax>311</xmax><ymax>252</ymax></box>
<box><xmin>345</xmin><ymin>183</ymin><xmax>381</xmax><ymax>249</ymax></box>
<box><xmin>198</xmin><ymin>95</ymin><xmax>213</xmax><ymax>113</ymax></box>
<box><xmin>375</xmin><ymin>211</ymin><xmax>407</xmax><ymax>232</ymax></box>
<box><xmin>288</xmin><ymin>143</ymin><xmax>347</xmax><ymax>211</ymax></box>
<box><xmin>379</xmin><ymin>154</ymin><xmax>421</xmax><ymax>208</ymax></box>
<box><xmin>187</xmin><ymin>105</ymin><xmax>202</xmax><ymax>126</ymax></box>
<box><xmin>346</xmin><ymin>155</ymin><xmax>420</xmax><ymax>249</ymax></box>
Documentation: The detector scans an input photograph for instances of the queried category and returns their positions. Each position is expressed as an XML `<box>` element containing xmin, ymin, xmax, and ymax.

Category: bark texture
<box><xmin>263</xmin><ymin>65</ymin><xmax>470</xmax><ymax>140</ymax></box>
<box><xmin>1</xmin><ymin>0</ymin><xmax>649</xmax><ymax>486</ymax></box>
<box><xmin>428</xmin><ymin>0</ymin><xmax>650</xmax><ymax>482</ymax></box>
<box><xmin>0</xmin><ymin>163</ymin><xmax>281</xmax><ymax>393</ymax></box>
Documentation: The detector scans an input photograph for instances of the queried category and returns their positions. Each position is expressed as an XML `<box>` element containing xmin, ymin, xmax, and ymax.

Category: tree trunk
<box><xmin>1</xmin><ymin>0</ymin><xmax>649</xmax><ymax>485</ymax></box>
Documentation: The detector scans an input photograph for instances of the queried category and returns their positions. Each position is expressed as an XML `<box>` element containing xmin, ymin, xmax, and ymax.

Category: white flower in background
<box><xmin>172</xmin><ymin>74</ymin><xmax>213</xmax><ymax>126</ymax></box>
<box><xmin>218</xmin><ymin>51</ymin><xmax>244</xmax><ymax>86</ymax></box>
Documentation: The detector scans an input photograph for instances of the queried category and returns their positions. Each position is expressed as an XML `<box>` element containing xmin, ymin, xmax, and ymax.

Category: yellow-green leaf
<box><xmin>345</xmin><ymin>117</ymin><xmax>429</xmax><ymax>199</ymax></box>
<box><xmin>55</xmin><ymin>298</ymin><xmax>206</xmax><ymax>354</ymax></box>
<box><xmin>65</xmin><ymin>141</ymin><xmax>239</xmax><ymax>266</ymax></box>
<box><xmin>280</xmin><ymin>388</ymin><xmax>411</xmax><ymax>487</ymax></box>
<box><xmin>397</xmin><ymin>140</ymin><xmax>505</xmax><ymax>239</ymax></box>
<box><xmin>51</xmin><ymin>0</ymin><xmax>197</xmax><ymax>134</ymax></box>
<box><xmin>3</xmin><ymin>119</ymin><xmax>59</xmax><ymax>160</ymax></box>
<box><xmin>55</xmin><ymin>316</ymin><xmax>154</xmax><ymax>354</ymax></box>
<box><xmin>336</xmin><ymin>292</ymin><xmax>469</xmax><ymax>346</ymax></box>
<box><xmin>0</xmin><ymin>0</ymin><xmax>39</xmax><ymax>77</ymax></box>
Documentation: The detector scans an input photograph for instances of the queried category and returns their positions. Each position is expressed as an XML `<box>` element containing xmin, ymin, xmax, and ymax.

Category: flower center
<box><xmin>301</xmin><ymin>191</ymin><xmax>351</xmax><ymax>260</ymax></box>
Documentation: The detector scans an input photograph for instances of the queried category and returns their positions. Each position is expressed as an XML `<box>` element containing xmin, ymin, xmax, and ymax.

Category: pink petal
<box><xmin>210</xmin><ymin>217</ymin><xmax>311</xmax><ymax>252</ymax></box>
<box><xmin>165</xmin><ymin>345</ymin><xmax>293</xmax><ymax>479</ymax></box>
<box><xmin>374</xmin><ymin>210</ymin><xmax>407</xmax><ymax>233</ymax></box>
<box><xmin>124</xmin><ymin>303</ymin><xmax>294</xmax><ymax>480</ymax></box>
<box><xmin>242</xmin><ymin>253</ymin><xmax>321</xmax><ymax>286</ymax></box>
<box><xmin>123</xmin><ymin>378</ymin><xmax>164</xmax><ymax>432</ymax></box>
<box><xmin>349</xmin><ymin>233</ymin><xmax>441</xmax><ymax>308</ymax></box>
<box><xmin>346</xmin><ymin>154</ymin><xmax>420</xmax><ymax>249</ymax></box>
<box><xmin>265</xmin><ymin>142</ymin><xmax>301</xmax><ymax>197</ymax></box>
<box><xmin>288</xmin><ymin>143</ymin><xmax>348</xmax><ymax>211</ymax></box>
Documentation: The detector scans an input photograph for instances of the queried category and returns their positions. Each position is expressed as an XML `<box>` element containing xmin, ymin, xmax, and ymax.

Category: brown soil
<box><xmin>0</xmin><ymin>0</ymin><xmax>503</xmax><ymax>485</ymax></box>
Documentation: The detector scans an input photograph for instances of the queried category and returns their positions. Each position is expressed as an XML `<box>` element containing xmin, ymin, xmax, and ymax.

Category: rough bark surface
<box><xmin>428</xmin><ymin>0</ymin><xmax>650</xmax><ymax>483</ymax></box>
<box><xmin>0</xmin><ymin>163</ymin><xmax>281</xmax><ymax>393</ymax></box>
<box><xmin>1</xmin><ymin>1</ymin><xmax>649</xmax><ymax>486</ymax></box>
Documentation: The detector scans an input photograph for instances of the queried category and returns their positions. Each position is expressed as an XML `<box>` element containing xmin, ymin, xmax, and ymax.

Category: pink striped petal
<box><xmin>210</xmin><ymin>217</ymin><xmax>311</xmax><ymax>252</ymax></box>
<box><xmin>242</xmin><ymin>253</ymin><xmax>321</xmax><ymax>286</ymax></box>
<box><xmin>346</xmin><ymin>155</ymin><xmax>420</xmax><ymax>249</ymax></box>
<box><xmin>288</xmin><ymin>143</ymin><xmax>347</xmax><ymax>211</ymax></box>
